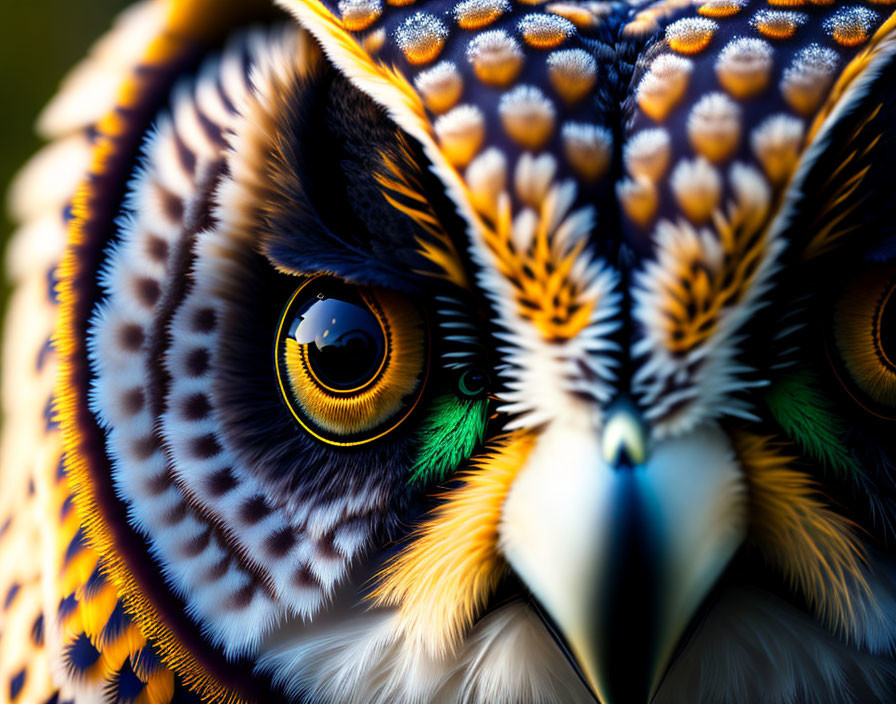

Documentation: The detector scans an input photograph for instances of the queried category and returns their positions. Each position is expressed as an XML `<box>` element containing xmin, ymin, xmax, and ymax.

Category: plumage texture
<box><xmin>373</xmin><ymin>433</ymin><xmax>534</xmax><ymax>657</ymax></box>
<box><xmin>409</xmin><ymin>394</ymin><xmax>489</xmax><ymax>485</ymax></box>
<box><xmin>737</xmin><ymin>432</ymin><xmax>872</xmax><ymax>634</ymax></box>
<box><xmin>765</xmin><ymin>369</ymin><xmax>863</xmax><ymax>477</ymax></box>
<box><xmin>2</xmin><ymin>0</ymin><xmax>896</xmax><ymax>702</ymax></box>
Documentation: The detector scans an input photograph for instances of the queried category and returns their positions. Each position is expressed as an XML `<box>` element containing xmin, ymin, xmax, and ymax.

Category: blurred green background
<box><xmin>0</xmin><ymin>0</ymin><xmax>131</xmax><ymax>313</ymax></box>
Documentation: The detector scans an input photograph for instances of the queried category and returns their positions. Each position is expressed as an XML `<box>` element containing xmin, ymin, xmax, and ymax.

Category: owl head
<box><xmin>43</xmin><ymin>0</ymin><xmax>896</xmax><ymax>701</ymax></box>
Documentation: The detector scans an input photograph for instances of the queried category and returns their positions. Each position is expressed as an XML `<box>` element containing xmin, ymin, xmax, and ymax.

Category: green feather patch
<box><xmin>410</xmin><ymin>394</ymin><xmax>488</xmax><ymax>485</ymax></box>
<box><xmin>765</xmin><ymin>369</ymin><xmax>862</xmax><ymax>478</ymax></box>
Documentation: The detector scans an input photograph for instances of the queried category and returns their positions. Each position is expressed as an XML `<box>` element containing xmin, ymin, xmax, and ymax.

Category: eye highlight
<box><xmin>276</xmin><ymin>277</ymin><xmax>428</xmax><ymax>445</ymax></box>
<box><xmin>833</xmin><ymin>265</ymin><xmax>896</xmax><ymax>409</ymax></box>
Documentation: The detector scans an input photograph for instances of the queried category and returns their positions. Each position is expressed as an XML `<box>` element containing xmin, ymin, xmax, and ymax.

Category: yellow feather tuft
<box><xmin>482</xmin><ymin>193</ymin><xmax>597</xmax><ymax>342</ymax></box>
<box><xmin>77</xmin><ymin>578</ymin><xmax>119</xmax><ymax>643</ymax></box>
<box><xmin>142</xmin><ymin>667</ymin><xmax>176</xmax><ymax>704</ymax></box>
<box><xmin>736</xmin><ymin>432</ymin><xmax>871</xmax><ymax>633</ymax></box>
<box><xmin>371</xmin><ymin>433</ymin><xmax>535</xmax><ymax>658</ymax></box>
<box><xmin>375</xmin><ymin>138</ymin><xmax>470</xmax><ymax>290</ymax></box>
<box><xmin>278</xmin><ymin>0</ymin><xmax>429</xmax><ymax>131</ymax></box>
<box><xmin>103</xmin><ymin>625</ymin><xmax>148</xmax><ymax>675</ymax></box>
<box><xmin>61</xmin><ymin>541</ymin><xmax>100</xmax><ymax>597</ymax></box>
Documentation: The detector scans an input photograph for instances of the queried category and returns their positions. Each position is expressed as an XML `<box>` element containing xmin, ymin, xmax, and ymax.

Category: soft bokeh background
<box><xmin>0</xmin><ymin>0</ymin><xmax>131</xmax><ymax>316</ymax></box>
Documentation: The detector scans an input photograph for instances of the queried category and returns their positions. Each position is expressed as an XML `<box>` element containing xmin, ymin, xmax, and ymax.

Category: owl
<box><xmin>2</xmin><ymin>0</ymin><xmax>896</xmax><ymax>702</ymax></box>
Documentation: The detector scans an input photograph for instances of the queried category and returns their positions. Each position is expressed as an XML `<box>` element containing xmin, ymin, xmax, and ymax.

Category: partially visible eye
<box><xmin>833</xmin><ymin>265</ymin><xmax>896</xmax><ymax>409</ymax></box>
<box><xmin>276</xmin><ymin>277</ymin><xmax>428</xmax><ymax>445</ymax></box>
<box><xmin>457</xmin><ymin>368</ymin><xmax>489</xmax><ymax>399</ymax></box>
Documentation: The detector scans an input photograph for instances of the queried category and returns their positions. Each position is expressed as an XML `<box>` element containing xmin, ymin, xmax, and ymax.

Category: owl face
<box><xmin>37</xmin><ymin>0</ymin><xmax>896</xmax><ymax>702</ymax></box>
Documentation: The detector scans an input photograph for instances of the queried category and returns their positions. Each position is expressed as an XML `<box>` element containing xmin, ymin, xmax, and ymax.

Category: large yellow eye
<box><xmin>833</xmin><ymin>265</ymin><xmax>896</xmax><ymax>409</ymax></box>
<box><xmin>275</xmin><ymin>277</ymin><xmax>428</xmax><ymax>445</ymax></box>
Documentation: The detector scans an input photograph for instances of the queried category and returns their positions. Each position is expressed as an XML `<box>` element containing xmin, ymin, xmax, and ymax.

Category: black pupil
<box><xmin>290</xmin><ymin>294</ymin><xmax>385</xmax><ymax>391</ymax></box>
<box><xmin>880</xmin><ymin>285</ymin><xmax>896</xmax><ymax>370</ymax></box>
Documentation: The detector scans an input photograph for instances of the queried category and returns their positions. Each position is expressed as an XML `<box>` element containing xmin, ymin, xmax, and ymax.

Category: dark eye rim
<box><xmin>274</xmin><ymin>275</ymin><xmax>431</xmax><ymax>446</ymax></box>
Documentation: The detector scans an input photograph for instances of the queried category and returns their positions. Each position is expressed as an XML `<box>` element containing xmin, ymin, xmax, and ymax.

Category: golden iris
<box><xmin>276</xmin><ymin>277</ymin><xmax>427</xmax><ymax>445</ymax></box>
<box><xmin>833</xmin><ymin>266</ymin><xmax>896</xmax><ymax>408</ymax></box>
